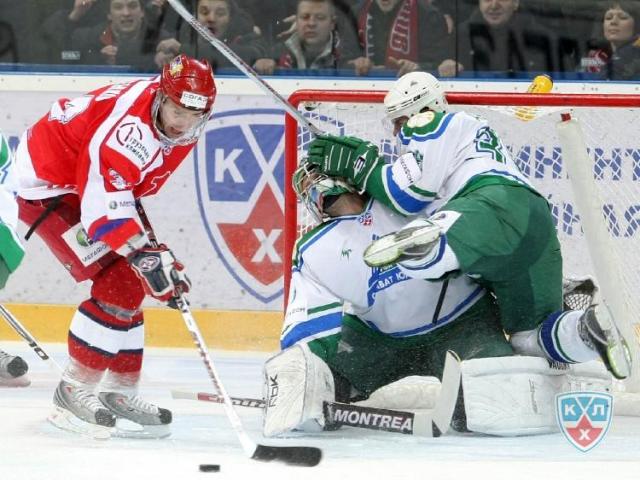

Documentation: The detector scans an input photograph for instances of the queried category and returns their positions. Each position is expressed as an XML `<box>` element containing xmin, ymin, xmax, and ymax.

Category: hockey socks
<box><xmin>539</xmin><ymin>310</ymin><xmax>598</xmax><ymax>364</ymax></box>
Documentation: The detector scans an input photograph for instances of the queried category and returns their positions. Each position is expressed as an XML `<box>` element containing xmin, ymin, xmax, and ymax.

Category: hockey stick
<box><xmin>0</xmin><ymin>303</ymin><xmax>63</xmax><ymax>371</ymax></box>
<box><xmin>165</xmin><ymin>0</ymin><xmax>322</xmax><ymax>136</ymax></box>
<box><xmin>135</xmin><ymin>200</ymin><xmax>321</xmax><ymax>466</ymax></box>
<box><xmin>171</xmin><ymin>389</ymin><xmax>437</xmax><ymax>436</ymax></box>
<box><xmin>171</xmin><ymin>351</ymin><xmax>461</xmax><ymax>437</ymax></box>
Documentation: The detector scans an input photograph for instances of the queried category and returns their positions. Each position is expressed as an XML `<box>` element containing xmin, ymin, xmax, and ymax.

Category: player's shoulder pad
<box><xmin>402</xmin><ymin>111</ymin><xmax>448</xmax><ymax>136</ymax></box>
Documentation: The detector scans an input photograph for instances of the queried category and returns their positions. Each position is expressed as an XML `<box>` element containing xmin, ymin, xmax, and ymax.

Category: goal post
<box><xmin>283</xmin><ymin>89</ymin><xmax>640</xmax><ymax>392</ymax></box>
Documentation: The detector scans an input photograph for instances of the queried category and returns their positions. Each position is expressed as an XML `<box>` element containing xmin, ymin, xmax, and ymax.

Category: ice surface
<box><xmin>1</xmin><ymin>341</ymin><xmax>638</xmax><ymax>480</ymax></box>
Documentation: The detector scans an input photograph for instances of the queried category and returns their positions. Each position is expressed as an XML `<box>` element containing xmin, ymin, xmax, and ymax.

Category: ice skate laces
<box><xmin>125</xmin><ymin>394</ymin><xmax>159</xmax><ymax>414</ymax></box>
<box><xmin>73</xmin><ymin>387</ymin><xmax>106</xmax><ymax>412</ymax></box>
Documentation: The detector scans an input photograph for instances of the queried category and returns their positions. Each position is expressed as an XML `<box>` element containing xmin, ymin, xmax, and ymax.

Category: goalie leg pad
<box><xmin>458</xmin><ymin>355</ymin><xmax>611</xmax><ymax>437</ymax></box>
<box><xmin>263</xmin><ymin>344</ymin><xmax>334</xmax><ymax>438</ymax></box>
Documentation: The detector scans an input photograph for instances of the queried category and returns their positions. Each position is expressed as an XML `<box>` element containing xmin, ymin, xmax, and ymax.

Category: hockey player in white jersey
<box><xmin>0</xmin><ymin>130</ymin><xmax>29</xmax><ymax>387</ymax></box>
<box><xmin>262</xmin><ymin>162</ymin><xmax>613</xmax><ymax>438</ymax></box>
<box><xmin>306</xmin><ymin>71</ymin><xmax>631</xmax><ymax>382</ymax></box>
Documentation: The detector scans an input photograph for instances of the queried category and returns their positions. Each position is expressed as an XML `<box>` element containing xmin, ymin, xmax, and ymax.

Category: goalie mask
<box><xmin>153</xmin><ymin>54</ymin><xmax>217</xmax><ymax>146</ymax></box>
<box><xmin>293</xmin><ymin>161</ymin><xmax>356</xmax><ymax>224</ymax></box>
<box><xmin>384</xmin><ymin>71</ymin><xmax>448</xmax><ymax>122</ymax></box>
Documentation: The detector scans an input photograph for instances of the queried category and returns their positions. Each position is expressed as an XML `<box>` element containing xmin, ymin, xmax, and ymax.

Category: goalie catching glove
<box><xmin>128</xmin><ymin>244</ymin><xmax>191</xmax><ymax>306</ymax></box>
<box><xmin>306</xmin><ymin>134</ymin><xmax>383</xmax><ymax>191</ymax></box>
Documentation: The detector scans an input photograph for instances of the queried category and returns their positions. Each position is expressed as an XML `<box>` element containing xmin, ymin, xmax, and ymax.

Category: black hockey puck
<box><xmin>199</xmin><ymin>464</ymin><xmax>220</xmax><ymax>472</ymax></box>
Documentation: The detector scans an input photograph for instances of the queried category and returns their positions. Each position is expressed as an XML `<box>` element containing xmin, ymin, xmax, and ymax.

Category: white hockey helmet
<box><xmin>384</xmin><ymin>71</ymin><xmax>448</xmax><ymax>120</ymax></box>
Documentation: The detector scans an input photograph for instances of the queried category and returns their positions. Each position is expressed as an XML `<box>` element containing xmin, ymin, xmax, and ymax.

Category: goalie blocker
<box><xmin>263</xmin><ymin>344</ymin><xmax>612</xmax><ymax>437</ymax></box>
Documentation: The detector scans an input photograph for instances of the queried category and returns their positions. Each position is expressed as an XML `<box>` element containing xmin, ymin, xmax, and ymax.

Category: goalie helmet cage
<box><xmin>283</xmin><ymin>89</ymin><xmax>640</xmax><ymax>393</ymax></box>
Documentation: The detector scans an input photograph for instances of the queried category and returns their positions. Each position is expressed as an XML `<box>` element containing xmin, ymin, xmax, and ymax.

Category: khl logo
<box><xmin>556</xmin><ymin>392</ymin><xmax>613</xmax><ymax>452</ymax></box>
<box><xmin>194</xmin><ymin>109</ymin><xmax>285</xmax><ymax>303</ymax></box>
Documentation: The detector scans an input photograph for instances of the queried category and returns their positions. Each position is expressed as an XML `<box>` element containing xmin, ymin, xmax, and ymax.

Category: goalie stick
<box><xmin>172</xmin><ymin>351</ymin><xmax>462</xmax><ymax>438</ymax></box>
<box><xmin>135</xmin><ymin>200</ymin><xmax>321</xmax><ymax>466</ymax></box>
<box><xmin>166</xmin><ymin>0</ymin><xmax>322</xmax><ymax>136</ymax></box>
<box><xmin>172</xmin><ymin>390</ymin><xmax>435</xmax><ymax>436</ymax></box>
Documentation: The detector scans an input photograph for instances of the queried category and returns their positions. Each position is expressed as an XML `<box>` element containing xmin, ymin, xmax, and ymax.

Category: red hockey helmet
<box><xmin>160</xmin><ymin>54</ymin><xmax>216</xmax><ymax>111</ymax></box>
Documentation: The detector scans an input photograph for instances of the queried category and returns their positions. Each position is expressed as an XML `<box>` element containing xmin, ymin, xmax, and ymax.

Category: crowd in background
<box><xmin>1</xmin><ymin>0</ymin><xmax>639</xmax><ymax>80</ymax></box>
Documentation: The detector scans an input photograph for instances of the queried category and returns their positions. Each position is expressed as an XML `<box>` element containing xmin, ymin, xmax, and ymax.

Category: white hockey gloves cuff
<box><xmin>263</xmin><ymin>343</ymin><xmax>335</xmax><ymax>437</ymax></box>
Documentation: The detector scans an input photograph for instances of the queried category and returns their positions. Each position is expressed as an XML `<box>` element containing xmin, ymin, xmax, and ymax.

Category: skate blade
<box><xmin>0</xmin><ymin>375</ymin><xmax>31</xmax><ymax>387</ymax></box>
<box><xmin>364</xmin><ymin>224</ymin><xmax>441</xmax><ymax>268</ymax></box>
<box><xmin>48</xmin><ymin>405</ymin><xmax>112</xmax><ymax>440</ymax></box>
<box><xmin>111</xmin><ymin>418</ymin><xmax>171</xmax><ymax>439</ymax></box>
<box><xmin>595</xmin><ymin>305</ymin><xmax>633</xmax><ymax>380</ymax></box>
<box><xmin>607</xmin><ymin>340</ymin><xmax>632</xmax><ymax>380</ymax></box>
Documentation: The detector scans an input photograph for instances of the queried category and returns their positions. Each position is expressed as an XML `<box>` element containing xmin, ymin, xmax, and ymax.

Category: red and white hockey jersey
<box><xmin>16</xmin><ymin>79</ymin><xmax>196</xmax><ymax>251</ymax></box>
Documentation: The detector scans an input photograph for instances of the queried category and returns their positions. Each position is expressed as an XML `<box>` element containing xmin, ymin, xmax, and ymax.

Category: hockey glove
<box><xmin>307</xmin><ymin>134</ymin><xmax>383</xmax><ymax>191</ymax></box>
<box><xmin>128</xmin><ymin>244</ymin><xmax>191</xmax><ymax>307</ymax></box>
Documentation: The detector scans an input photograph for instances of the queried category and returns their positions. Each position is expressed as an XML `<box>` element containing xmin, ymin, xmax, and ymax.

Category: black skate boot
<box><xmin>0</xmin><ymin>350</ymin><xmax>30</xmax><ymax>387</ymax></box>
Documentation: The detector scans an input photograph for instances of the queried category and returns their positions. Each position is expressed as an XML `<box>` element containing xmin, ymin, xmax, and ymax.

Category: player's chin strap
<box><xmin>133</xmin><ymin>200</ymin><xmax>321</xmax><ymax>466</ymax></box>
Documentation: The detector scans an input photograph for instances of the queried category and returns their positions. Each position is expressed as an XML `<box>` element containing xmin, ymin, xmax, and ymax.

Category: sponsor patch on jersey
<box><xmin>391</xmin><ymin>151</ymin><xmax>422</xmax><ymax>189</ymax></box>
<box><xmin>61</xmin><ymin>223</ymin><xmax>111</xmax><ymax>267</ymax></box>
<box><xmin>106</xmin><ymin>115</ymin><xmax>160</xmax><ymax>169</ymax></box>
<box><xmin>105</xmin><ymin>191</ymin><xmax>136</xmax><ymax>220</ymax></box>
<box><xmin>358</xmin><ymin>211</ymin><xmax>373</xmax><ymax>226</ymax></box>
<box><xmin>194</xmin><ymin>109</ymin><xmax>286</xmax><ymax>303</ymax></box>
<box><xmin>180</xmin><ymin>91</ymin><xmax>208</xmax><ymax>110</ymax></box>
<box><xmin>556</xmin><ymin>392</ymin><xmax>613</xmax><ymax>452</ymax></box>
<box><xmin>107</xmin><ymin>168</ymin><xmax>131</xmax><ymax>191</ymax></box>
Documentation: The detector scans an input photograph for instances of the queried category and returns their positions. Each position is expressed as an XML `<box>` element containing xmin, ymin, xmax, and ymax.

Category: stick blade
<box><xmin>251</xmin><ymin>444</ymin><xmax>322</xmax><ymax>467</ymax></box>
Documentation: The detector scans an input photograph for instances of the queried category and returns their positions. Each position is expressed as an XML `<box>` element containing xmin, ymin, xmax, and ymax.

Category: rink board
<box><xmin>0</xmin><ymin>303</ymin><xmax>281</xmax><ymax>350</ymax></box>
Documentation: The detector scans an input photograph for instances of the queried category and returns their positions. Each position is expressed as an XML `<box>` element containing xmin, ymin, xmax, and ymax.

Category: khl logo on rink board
<box><xmin>194</xmin><ymin>109</ymin><xmax>285</xmax><ymax>303</ymax></box>
<box><xmin>556</xmin><ymin>392</ymin><xmax>613</xmax><ymax>452</ymax></box>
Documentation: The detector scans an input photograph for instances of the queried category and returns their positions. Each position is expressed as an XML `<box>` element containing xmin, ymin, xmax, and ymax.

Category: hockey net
<box><xmin>283</xmin><ymin>89</ymin><xmax>640</xmax><ymax>396</ymax></box>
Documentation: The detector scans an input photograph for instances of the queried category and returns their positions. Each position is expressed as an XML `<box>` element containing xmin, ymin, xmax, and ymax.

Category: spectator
<box><xmin>352</xmin><ymin>0</ymin><xmax>451</xmax><ymax>77</ymax></box>
<box><xmin>254</xmin><ymin>0</ymin><xmax>357</xmax><ymax>73</ymax></box>
<box><xmin>43</xmin><ymin>0</ymin><xmax>175</xmax><ymax>71</ymax></box>
<box><xmin>0</xmin><ymin>20</ymin><xmax>17</xmax><ymax>63</ymax></box>
<box><xmin>0</xmin><ymin>0</ymin><xmax>63</xmax><ymax>64</ymax></box>
<box><xmin>74</xmin><ymin>0</ymin><xmax>176</xmax><ymax>71</ymax></box>
<box><xmin>438</xmin><ymin>0</ymin><xmax>558</xmax><ymax>77</ymax></box>
<box><xmin>580</xmin><ymin>1</ymin><xmax>640</xmax><ymax>80</ymax></box>
<box><xmin>236</xmin><ymin>0</ymin><xmax>297</xmax><ymax>43</ymax></box>
<box><xmin>41</xmin><ymin>0</ymin><xmax>110</xmax><ymax>64</ymax></box>
<box><xmin>172</xmin><ymin>0</ymin><xmax>267</xmax><ymax>72</ymax></box>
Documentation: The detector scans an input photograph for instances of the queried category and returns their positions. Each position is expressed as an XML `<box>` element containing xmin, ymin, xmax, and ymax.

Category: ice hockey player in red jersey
<box><xmin>13</xmin><ymin>54</ymin><xmax>216</xmax><ymax>438</ymax></box>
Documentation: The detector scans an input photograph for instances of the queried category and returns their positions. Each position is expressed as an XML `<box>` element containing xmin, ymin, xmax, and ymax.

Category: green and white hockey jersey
<box><xmin>368</xmin><ymin>110</ymin><xmax>536</xmax><ymax>216</ymax></box>
<box><xmin>281</xmin><ymin>199</ymin><xmax>485</xmax><ymax>349</ymax></box>
<box><xmin>0</xmin><ymin>131</ymin><xmax>25</xmax><ymax>278</ymax></box>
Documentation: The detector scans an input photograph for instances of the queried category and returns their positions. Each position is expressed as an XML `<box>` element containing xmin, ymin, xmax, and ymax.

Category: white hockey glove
<box><xmin>263</xmin><ymin>343</ymin><xmax>335</xmax><ymax>437</ymax></box>
<box><xmin>128</xmin><ymin>244</ymin><xmax>191</xmax><ymax>307</ymax></box>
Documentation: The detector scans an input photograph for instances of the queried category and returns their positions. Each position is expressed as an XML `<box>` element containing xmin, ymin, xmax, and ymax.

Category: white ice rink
<box><xmin>1</xmin><ymin>341</ymin><xmax>639</xmax><ymax>480</ymax></box>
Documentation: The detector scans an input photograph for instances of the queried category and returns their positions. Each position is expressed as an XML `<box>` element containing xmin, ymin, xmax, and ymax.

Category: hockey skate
<box><xmin>48</xmin><ymin>381</ymin><xmax>116</xmax><ymax>439</ymax></box>
<box><xmin>579</xmin><ymin>304</ymin><xmax>632</xmax><ymax>380</ymax></box>
<box><xmin>98</xmin><ymin>392</ymin><xmax>172</xmax><ymax>439</ymax></box>
<box><xmin>0</xmin><ymin>350</ymin><xmax>30</xmax><ymax>387</ymax></box>
<box><xmin>363</xmin><ymin>219</ymin><xmax>442</xmax><ymax>268</ymax></box>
